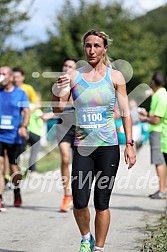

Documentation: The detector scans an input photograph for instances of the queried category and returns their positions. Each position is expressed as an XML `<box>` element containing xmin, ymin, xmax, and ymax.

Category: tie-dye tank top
<box><xmin>71</xmin><ymin>67</ymin><xmax>118</xmax><ymax>147</ymax></box>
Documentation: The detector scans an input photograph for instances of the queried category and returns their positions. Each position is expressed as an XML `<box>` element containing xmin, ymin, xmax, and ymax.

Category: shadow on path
<box><xmin>0</xmin><ymin>249</ymin><xmax>26</xmax><ymax>252</ymax></box>
<box><xmin>5</xmin><ymin>205</ymin><xmax>60</xmax><ymax>213</ymax></box>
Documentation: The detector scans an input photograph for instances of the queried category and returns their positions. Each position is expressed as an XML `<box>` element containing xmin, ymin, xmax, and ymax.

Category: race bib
<box><xmin>78</xmin><ymin>106</ymin><xmax>107</xmax><ymax>128</ymax></box>
<box><xmin>0</xmin><ymin>115</ymin><xmax>14</xmax><ymax>129</ymax></box>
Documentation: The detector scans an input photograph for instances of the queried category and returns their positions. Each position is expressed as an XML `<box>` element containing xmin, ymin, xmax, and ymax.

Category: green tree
<box><xmin>1</xmin><ymin>48</ymin><xmax>53</xmax><ymax>101</ymax></box>
<box><xmin>38</xmin><ymin>1</ymin><xmax>134</xmax><ymax>70</ymax></box>
<box><xmin>0</xmin><ymin>0</ymin><xmax>34</xmax><ymax>51</ymax></box>
<box><xmin>38</xmin><ymin>0</ymin><xmax>159</xmax><ymax>91</ymax></box>
<box><xmin>0</xmin><ymin>0</ymin><xmax>54</xmax><ymax>101</ymax></box>
<box><xmin>135</xmin><ymin>5</ymin><xmax>167</xmax><ymax>77</ymax></box>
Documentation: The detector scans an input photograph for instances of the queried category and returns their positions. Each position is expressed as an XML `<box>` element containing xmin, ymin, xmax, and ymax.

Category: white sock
<box><xmin>82</xmin><ymin>232</ymin><xmax>91</xmax><ymax>242</ymax></box>
<box><xmin>94</xmin><ymin>245</ymin><xmax>104</xmax><ymax>251</ymax></box>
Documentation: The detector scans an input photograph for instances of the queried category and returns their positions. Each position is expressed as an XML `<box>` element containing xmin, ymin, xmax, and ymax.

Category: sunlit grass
<box><xmin>141</xmin><ymin>211</ymin><xmax>167</xmax><ymax>252</ymax></box>
<box><xmin>36</xmin><ymin>147</ymin><xmax>61</xmax><ymax>173</ymax></box>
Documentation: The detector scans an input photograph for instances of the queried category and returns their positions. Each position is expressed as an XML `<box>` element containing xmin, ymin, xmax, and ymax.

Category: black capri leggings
<box><xmin>72</xmin><ymin>145</ymin><xmax>120</xmax><ymax>211</ymax></box>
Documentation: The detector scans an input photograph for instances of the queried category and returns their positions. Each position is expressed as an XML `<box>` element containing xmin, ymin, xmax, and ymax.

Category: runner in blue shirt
<box><xmin>0</xmin><ymin>66</ymin><xmax>30</xmax><ymax>212</ymax></box>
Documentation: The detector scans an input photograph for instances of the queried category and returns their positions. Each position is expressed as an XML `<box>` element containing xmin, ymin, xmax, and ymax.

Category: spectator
<box><xmin>140</xmin><ymin>72</ymin><xmax>166</xmax><ymax>199</ymax></box>
<box><xmin>160</xmin><ymin>79</ymin><xmax>167</xmax><ymax>179</ymax></box>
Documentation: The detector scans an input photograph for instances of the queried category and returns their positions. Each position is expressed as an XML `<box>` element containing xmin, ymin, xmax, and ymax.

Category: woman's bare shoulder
<box><xmin>111</xmin><ymin>69</ymin><xmax>125</xmax><ymax>86</ymax></box>
<box><xmin>68</xmin><ymin>68</ymin><xmax>80</xmax><ymax>83</ymax></box>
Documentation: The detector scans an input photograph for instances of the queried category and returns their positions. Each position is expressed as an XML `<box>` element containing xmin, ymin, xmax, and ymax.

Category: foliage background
<box><xmin>0</xmin><ymin>0</ymin><xmax>167</xmax><ymax>108</ymax></box>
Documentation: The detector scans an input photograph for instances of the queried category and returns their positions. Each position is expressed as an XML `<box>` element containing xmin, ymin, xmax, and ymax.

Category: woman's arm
<box><xmin>112</xmin><ymin>69</ymin><xmax>136</xmax><ymax>169</ymax></box>
<box><xmin>51</xmin><ymin>75</ymin><xmax>71</xmax><ymax>114</ymax></box>
<box><xmin>51</xmin><ymin>69</ymin><xmax>77</xmax><ymax>114</ymax></box>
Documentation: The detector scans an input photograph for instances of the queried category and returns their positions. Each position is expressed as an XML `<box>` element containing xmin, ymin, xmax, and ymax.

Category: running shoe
<box><xmin>90</xmin><ymin>235</ymin><xmax>95</xmax><ymax>251</ymax></box>
<box><xmin>79</xmin><ymin>235</ymin><xmax>95</xmax><ymax>252</ymax></box>
<box><xmin>4</xmin><ymin>175</ymin><xmax>12</xmax><ymax>189</ymax></box>
<box><xmin>60</xmin><ymin>196</ymin><xmax>73</xmax><ymax>212</ymax></box>
<box><xmin>0</xmin><ymin>198</ymin><xmax>7</xmax><ymax>212</ymax></box>
<box><xmin>14</xmin><ymin>191</ymin><xmax>22</xmax><ymax>207</ymax></box>
<box><xmin>149</xmin><ymin>190</ymin><xmax>167</xmax><ymax>199</ymax></box>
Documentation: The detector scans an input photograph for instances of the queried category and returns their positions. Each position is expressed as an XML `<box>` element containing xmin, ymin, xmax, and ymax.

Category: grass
<box><xmin>18</xmin><ymin>145</ymin><xmax>62</xmax><ymax>174</ymax></box>
<box><xmin>36</xmin><ymin>147</ymin><xmax>61</xmax><ymax>173</ymax></box>
<box><xmin>141</xmin><ymin>210</ymin><xmax>167</xmax><ymax>252</ymax></box>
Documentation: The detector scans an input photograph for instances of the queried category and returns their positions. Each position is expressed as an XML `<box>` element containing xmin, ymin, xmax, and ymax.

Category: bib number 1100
<box><xmin>82</xmin><ymin>113</ymin><xmax>102</xmax><ymax>122</ymax></box>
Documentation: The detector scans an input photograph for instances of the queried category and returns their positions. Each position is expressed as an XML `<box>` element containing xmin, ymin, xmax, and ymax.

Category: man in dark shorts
<box><xmin>0</xmin><ymin>66</ymin><xmax>29</xmax><ymax>212</ymax></box>
<box><xmin>56</xmin><ymin>58</ymin><xmax>76</xmax><ymax>212</ymax></box>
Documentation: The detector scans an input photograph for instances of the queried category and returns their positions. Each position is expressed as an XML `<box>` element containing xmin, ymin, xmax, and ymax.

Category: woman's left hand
<box><xmin>124</xmin><ymin>145</ymin><xmax>136</xmax><ymax>169</ymax></box>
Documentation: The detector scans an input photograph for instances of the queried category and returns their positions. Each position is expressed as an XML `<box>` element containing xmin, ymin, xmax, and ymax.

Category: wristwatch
<box><xmin>126</xmin><ymin>139</ymin><xmax>134</xmax><ymax>146</ymax></box>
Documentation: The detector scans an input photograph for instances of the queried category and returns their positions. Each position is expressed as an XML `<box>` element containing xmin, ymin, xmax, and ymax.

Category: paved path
<box><xmin>0</xmin><ymin>144</ymin><xmax>166</xmax><ymax>252</ymax></box>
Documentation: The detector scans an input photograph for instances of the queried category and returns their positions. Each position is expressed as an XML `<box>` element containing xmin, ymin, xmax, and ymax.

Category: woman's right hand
<box><xmin>56</xmin><ymin>74</ymin><xmax>70</xmax><ymax>89</ymax></box>
<box><xmin>53</xmin><ymin>74</ymin><xmax>71</xmax><ymax>97</ymax></box>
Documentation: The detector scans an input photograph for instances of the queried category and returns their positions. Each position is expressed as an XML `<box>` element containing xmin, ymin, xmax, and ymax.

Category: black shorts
<box><xmin>163</xmin><ymin>153</ymin><xmax>167</xmax><ymax>165</ymax></box>
<box><xmin>59</xmin><ymin>125</ymin><xmax>75</xmax><ymax>147</ymax></box>
<box><xmin>72</xmin><ymin>145</ymin><xmax>120</xmax><ymax>211</ymax></box>
<box><xmin>0</xmin><ymin>142</ymin><xmax>22</xmax><ymax>165</ymax></box>
<box><xmin>56</xmin><ymin>111</ymin><xmax>76</xmax><ymax>147</ymax></box>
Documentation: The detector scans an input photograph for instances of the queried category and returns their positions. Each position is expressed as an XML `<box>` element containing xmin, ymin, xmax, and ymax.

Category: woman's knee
<box><xmin>94</xmin><ymin>193</ymin><xmax>110</xmax><ymax>211</ymax></box>
<box><xmin>73</xmin><ymin>198</ymin><xmax>88</xmax><ymax>209</ymax></box>
<box><xmin>94</xmin><ymin>201</ymin><xmax>109</xmax><ymax>211</ymax></box>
